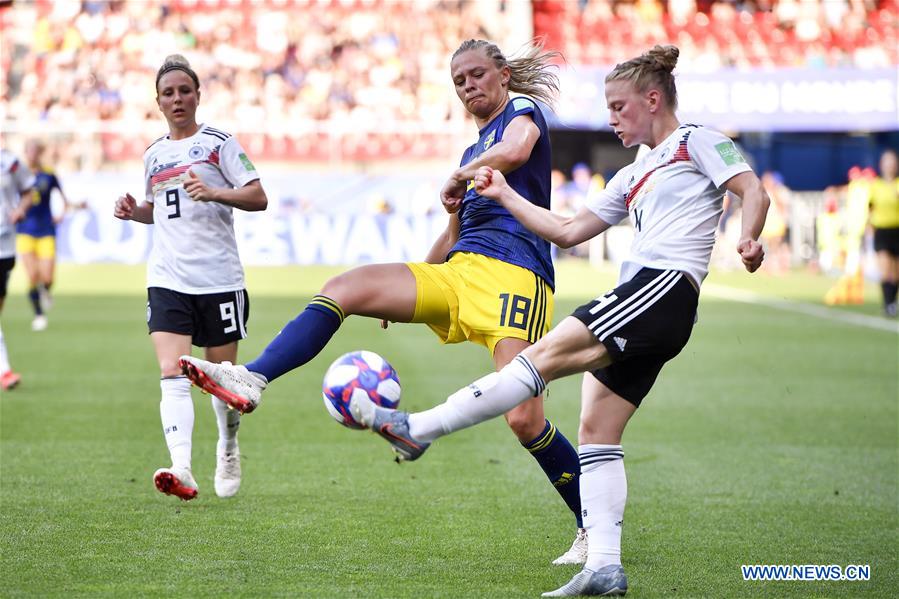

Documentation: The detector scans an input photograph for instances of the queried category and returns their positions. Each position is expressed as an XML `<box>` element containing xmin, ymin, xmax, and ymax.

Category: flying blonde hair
<box><xmin>452</xmin><ymin>39</ymin><xmax>562</xmax><ymax>108</ymax></box>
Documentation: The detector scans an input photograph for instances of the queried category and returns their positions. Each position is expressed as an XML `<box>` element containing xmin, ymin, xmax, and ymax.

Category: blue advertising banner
<box><xmin>555</xmin><ymin>67</ymin><xmax>898</xmax><ymax>132</ymax></box>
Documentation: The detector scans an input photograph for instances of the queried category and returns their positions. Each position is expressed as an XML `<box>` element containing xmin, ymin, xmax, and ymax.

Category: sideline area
<box><xmin>7</xmin><ymin>260</ymin><xmax>896</xmax><ymax>333</ymax></box>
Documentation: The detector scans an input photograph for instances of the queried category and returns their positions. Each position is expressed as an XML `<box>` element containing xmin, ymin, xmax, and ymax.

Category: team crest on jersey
<box><xmin>188</xmin><ymin>145</ymin><xmax>207</xmax><ymax>160</ymax></box>
<box><xmin>483</xmin><ymin>129</ymin><xmax>497</xmax><ymax>151</ymax></box>
<box><xmin>657</xmin><ymin>146</ymin><xmax>671</xmax><ymax>163</ymax></box>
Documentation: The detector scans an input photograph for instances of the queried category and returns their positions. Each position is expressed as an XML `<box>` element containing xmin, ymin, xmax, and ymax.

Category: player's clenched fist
<box><xmin>183</xmin><ymin>170</ymin><xmax>217</xmax><ymax>202</ymax></box>
<box><xmin>114</xmin><ymin>193</ymin><xmax>137</xmax><ymax>220</ymax></box>
<box><xmin>473</xmin><ymin>166</ymin><xmax>508</xmax><ymax>201</ymax></box>
<box><xmin>439</xmin><ymin>175</ymin><xmax>465</xmax><ymax>214</ymax></box>
<box><xmin>737</xmin><ymin>238</ymin><xmax>765</xmax><ymax>273</ymax></box>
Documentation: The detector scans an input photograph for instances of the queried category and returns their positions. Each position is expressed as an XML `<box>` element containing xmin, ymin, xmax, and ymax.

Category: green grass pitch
<box><xmin>1</xmin><ymin>261</ymin><xmax>896</xmax><ymax>597</ymax></box>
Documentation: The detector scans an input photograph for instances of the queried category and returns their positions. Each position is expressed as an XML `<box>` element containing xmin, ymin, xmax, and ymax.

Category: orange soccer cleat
<box><xmin>1</xmin><ymin>370</ymin><xmax>22</xmax><ymax>391</ymax></box>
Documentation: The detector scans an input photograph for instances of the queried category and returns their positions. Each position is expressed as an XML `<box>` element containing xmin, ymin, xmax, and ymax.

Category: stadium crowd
<box><xmin>1</xmin><ymin>0</ymin><xmax>517</xmax><ymax>166</ymax></box>
<box><xmin>1</xmin><ymin>0</ymin><xmax>896</xmax><ymax>168</ymax></box>
<box><xmin>536</xmin><ymin>0</ymin><xmax>897</xmax><ymax>69</ymax></box>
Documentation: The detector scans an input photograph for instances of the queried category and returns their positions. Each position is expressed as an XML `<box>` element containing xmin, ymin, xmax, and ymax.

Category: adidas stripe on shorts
<box><xmin>571</xmin><ymin>268</ymin><xmax>698</xmax><ymax>406</ymax></box>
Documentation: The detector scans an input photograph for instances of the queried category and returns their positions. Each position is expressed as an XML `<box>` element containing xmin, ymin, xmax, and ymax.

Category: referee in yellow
<box><xmin>869</xmin><ymin>149</ymin><xmax>899</xmax><ymax>317</ymax></box>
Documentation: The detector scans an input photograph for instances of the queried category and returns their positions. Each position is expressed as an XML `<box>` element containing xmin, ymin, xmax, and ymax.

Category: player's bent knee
<box><xmin>504</xmin><ymin>400</ymin><xmax>545</xmax><ymax>440</ymax></box>
<box><xmin>578</xmin><ymin>419</ymin><xmax>622</xmax><ymax>445</ymax></box>
<box><xmin>159</xmin><ymin>360</ymin><xmax>184</xmax><ymax>379</ymax></box>
<box><xmin>320</xmin><ymin>273</ymin><xmax>357</xmax><ymax>311</ymax></box>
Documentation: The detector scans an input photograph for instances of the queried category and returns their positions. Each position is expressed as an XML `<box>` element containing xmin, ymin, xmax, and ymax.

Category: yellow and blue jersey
<box><xmin>451</xmin><ymin>97</ymin><xmax>555</xmax><ymax>290</ymax></box>
<box><xmin>16</xmin><ymin>169</ymin><xmax>60</xmax><ymax>237</ymax></box>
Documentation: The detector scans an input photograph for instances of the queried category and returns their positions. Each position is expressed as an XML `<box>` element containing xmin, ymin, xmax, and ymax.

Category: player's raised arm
<box><xmin>440</xmin><ymin>115</ymin><xmax>540</xmax><ymax>214</ymax></box>
<box><xmin>475</xmin><ymin>166</ymin><xmax>611</xmax><ymax>248</ymax></box>
<box><xmin>457</xmin><ymin>113</ymin><xmax>540</xmax><ymax>176</ymax></box>
<box><xmin>725</xmin><ymin>170</ymin><xmax>770</xmax><ymax>272</ymax></box>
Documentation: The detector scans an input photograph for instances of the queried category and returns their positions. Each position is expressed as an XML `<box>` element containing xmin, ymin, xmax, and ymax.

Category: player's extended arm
<box><xmin>58</xmin><ymin>185</ymin><xmax>87</xmax><ymax>212</ymax></box>
<box><xmin>441</xmin><ymin>115</ymin><xmax>540</xmax><ymax>213</ymax></box>
<box><xmin>424</xmin><ymin>213</ymin><xmax>461</xmax><ymax>264</ymax></box>
<box><xmin>55</xmin><ymin>186</ymin><xmax>83</xmax><ymax>223</ymax></box>
<box><xmin>184</xmin><ymin>173</ymin><xmax>268</xmax><ymax>212</ymax></box>
<box><xmin>725</xmin><ymin>170</ymin><xmax>770</xmax><ymax>273</ymax></box>
<box><xmin>474</xmin><ymin>167</ymin><xmax>611</xmax><ymax>248</ymax></box>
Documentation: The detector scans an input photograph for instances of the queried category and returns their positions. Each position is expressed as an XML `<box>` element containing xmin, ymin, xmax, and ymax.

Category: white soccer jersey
<box><xmin>0</xmin><ymin>150</ymin><xmax>35</xmax><ymax>259</ymax></box>
<box><xmin>586</xmin><ymin>125</ymin><xmax>752</xmax><ymax>287</ymax></box>
<box><xmin>143</xmin><ymin>124</ymin><xmax>259</xmax><ymax>294</ymax></box>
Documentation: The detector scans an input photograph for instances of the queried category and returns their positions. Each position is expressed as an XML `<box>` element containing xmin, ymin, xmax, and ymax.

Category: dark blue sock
<box><xmin>28</xmin><ymin>288</ymin><xmax>43</xmax><ymax>316</ymax></box>
<box><xmin>523</xmin><ymin>419</ymin><xmax>583</xmax><ymax>528</ymax></box>
<box><xmin>246</xmin><ymin>295</ymin><xmax>345</xmax><ymax>383</ymax></box>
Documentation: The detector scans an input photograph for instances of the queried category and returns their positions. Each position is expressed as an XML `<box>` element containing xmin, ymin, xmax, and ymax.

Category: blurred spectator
<box><xmin>867</xmin><ymin>148</ymin><xmax>899</xmax><ymax>317</ymax></box>
<box><xmin>553</xmin><ymin>162</ymin><xmax>605</xmax><ymax>259</ymax></box>
<box><xmin>823</xmin><ymin>165</ymin><xmax>874</xmax><ymax>305</ymax></box>
<box><xmin>550</xmin><ymin>167</ymin><xmax>568</xmax><ymax>213</ymax></box>
<box><xmin>560</xmin><ymin>162</ymin><xmax>593</xmax><ymax>214</ymax></box>
<box><xmin>759</xmin><ymin>170</ymin><xmax>791</xmax><ymax>274</ymax></box>
<box><xmin>815</xmin><ymin>188</ymin><xmax>841</xmax><ymax>274</ymax></box>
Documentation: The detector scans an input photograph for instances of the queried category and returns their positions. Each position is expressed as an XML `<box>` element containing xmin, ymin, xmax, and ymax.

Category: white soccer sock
<box><xmin>0</xmin><ymin>323</ymin><xmax>10</xmax><ymax>373</ymax></box>
<box><xmin>579</xmin><ymin>444</ymin><xmax>627</xmax><ymax>570</ymax></box>
<box><xmin>211</xmin><ymin>395</ymin><xmax>240</xmax><ymax>454</ymax></box>
<box><xmin>160</xmin><ymin>376</ymin><xmax>194</xmax><ymax>470</ymax></box>
<box><xmin>408</xmin><ymin>355</ymin><xmax>546</xmax><ymax>442</ymax></box>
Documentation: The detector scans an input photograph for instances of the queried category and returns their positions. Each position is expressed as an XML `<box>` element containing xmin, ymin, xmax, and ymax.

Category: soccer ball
<box><xmin>322</xmin><ymin>350</ymin><xmax>401</xmax><ymax>429</ymax></box>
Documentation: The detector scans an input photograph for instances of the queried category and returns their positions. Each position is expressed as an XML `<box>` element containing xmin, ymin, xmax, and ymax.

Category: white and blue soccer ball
<box><xmin>322</xmin><ymin>350</ymin><xmax>401</xmax><ymax>429</ymax></box>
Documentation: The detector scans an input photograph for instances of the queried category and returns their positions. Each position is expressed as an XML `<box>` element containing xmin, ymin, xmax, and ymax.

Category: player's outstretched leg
<box><xmin>179</xmin><ymin>356</ymin><xmax>266</xmax><ymax>414</ymax></box>
<box><xmin>153</xmin><ymin>467</ymin><xmax>199</xmax><ymax>501</ymax></box>
<box><xmin>541</xmin><ymin>565</ymin><xmax>628</xmax><ymax>597</ymax></box>
<box><xmin>349</xmin><ymin>395</ymin><xmax>430</xmax><ymax>462</ymax></box>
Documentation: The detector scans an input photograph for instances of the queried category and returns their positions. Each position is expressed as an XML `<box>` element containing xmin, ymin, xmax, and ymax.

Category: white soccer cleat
<box><xmin>542</xmin><ymin>565</ymin><xmax>628</xmax><ymax>597</ymax></box>
<box><xmin>153</xmin><ymin>467</ymin><xmax>198</xmax><ymax>501</ymax></box>
<box><xmin>179</xmin><ymin>356</ymin><xmax>266</xmax><ymax>414</ymax></box>
<box><xmin>349</xmin><ymin>395</ymin><xmax>430</xmax><ymax>462</ymax></box>
<box><xmin>31</xmin><ymin>315</ymin><xmax>48</xmax><ymax>331</ymax></box>
<box><xmin>214</xmin><ymin>451</ymin><xmax>241</xmax><ymax>498</ymax></box>
<box><xmin>552</xmin><ymin>528</ymin><xmax>588</xmax><ymax>565</ymax></box>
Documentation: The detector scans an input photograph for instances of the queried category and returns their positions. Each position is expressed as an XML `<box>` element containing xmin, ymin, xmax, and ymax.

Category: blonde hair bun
<box><xmin>646</xmin><ymin>45</ymin><xmax>679</xmax><ymax>73</ymax></box>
